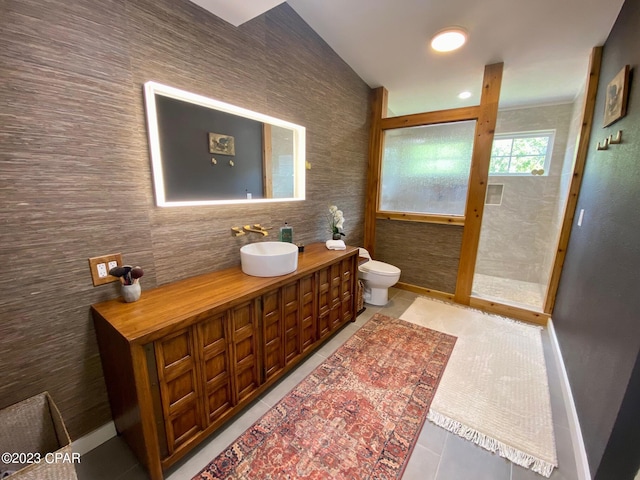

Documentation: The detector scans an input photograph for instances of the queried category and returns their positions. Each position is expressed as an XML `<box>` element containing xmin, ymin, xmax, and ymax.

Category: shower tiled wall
<box><xmin>475</xmin><ymin>103</ymin><xmax>576</xmax><ymax>285</ymax></box>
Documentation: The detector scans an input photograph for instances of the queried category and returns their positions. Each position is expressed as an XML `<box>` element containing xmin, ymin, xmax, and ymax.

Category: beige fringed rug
<box><xmin>400</xmin><ymin>297</ymin><xmax>557</xmax><ymax>477</ymax></box>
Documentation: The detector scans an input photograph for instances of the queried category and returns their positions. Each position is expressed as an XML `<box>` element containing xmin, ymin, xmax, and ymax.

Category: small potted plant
<box><xmin>328</xmin><ymin>205</ymin><xmax>345</xmax><ymax>240</ymax></box>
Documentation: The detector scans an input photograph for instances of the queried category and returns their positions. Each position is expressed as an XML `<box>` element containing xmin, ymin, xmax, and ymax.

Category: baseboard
<box><xmin>394</xmin><ymin>282</ymin><xmax>454</xmax><ymax>302</ymax></box>
<box><xmin>547</xmin><ymin>319</ymin><xmax>591</xmax><ymax>480</ymax></box>
<box><xmin>71</xmin><ymin>421</ymin><xmax>117</xmax><ymax>456</ymax></box>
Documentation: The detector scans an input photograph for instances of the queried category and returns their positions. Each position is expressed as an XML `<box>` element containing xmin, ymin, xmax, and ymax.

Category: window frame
<box><xmin>488</xmin><ymin>130</ymin><xmax>555</xmax><ymax>177</ymax></box>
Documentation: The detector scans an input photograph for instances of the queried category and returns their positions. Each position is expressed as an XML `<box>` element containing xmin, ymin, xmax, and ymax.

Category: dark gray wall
<box><xmin>594</xmin><ymin>352</ymin><xmax>640</xmax><ymax>479</ymax></box>
<box><xmin>0</xmin><ymin>0</ymin><xmax>370</xmax><ymax>438</ymax></box>
<box><xmin>553</xmin><ymin>0</ymin><xmax>640</xmax><ymax>477</ymax></box>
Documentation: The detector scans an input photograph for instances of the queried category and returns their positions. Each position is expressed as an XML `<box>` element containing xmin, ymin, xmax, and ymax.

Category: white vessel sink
<box><xmin>240</xmin><ymin>241</ymin><xmax>299</xmax><ymax>277</ymax></box>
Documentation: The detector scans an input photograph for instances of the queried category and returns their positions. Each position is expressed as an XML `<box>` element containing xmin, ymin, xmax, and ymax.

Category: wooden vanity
<box><xmin>91</xmin><ymin>243</ymin><xmax>358</xmax><ymax>480</ymax></box>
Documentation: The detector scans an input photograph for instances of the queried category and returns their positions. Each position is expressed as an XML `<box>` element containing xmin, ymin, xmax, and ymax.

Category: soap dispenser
<box><xmin>279</xmin><ymin>222</ymin><xmax>293</xmax><ymax>243</ymax></box>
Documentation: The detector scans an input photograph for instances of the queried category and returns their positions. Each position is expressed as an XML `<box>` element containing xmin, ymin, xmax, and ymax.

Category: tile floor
<box><xmin>472</xmin><ymin>273</ymin><xmax>547</xmax><ymax>312</ymax></box>
<box><xmin>76</xmin><ymin>289</ymin><xmax>579</xmax><ymax>480</ymax></box>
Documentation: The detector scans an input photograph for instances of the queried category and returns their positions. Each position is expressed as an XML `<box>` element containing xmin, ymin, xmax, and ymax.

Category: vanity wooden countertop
<box><xmin>91</xmin><ymin>243</ymin><xmax>358</xmax><ymax>345</ymax></box>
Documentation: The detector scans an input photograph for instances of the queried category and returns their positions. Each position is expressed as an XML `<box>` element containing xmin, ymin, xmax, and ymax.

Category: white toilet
<box><xmin>357</xmin><ymin>248</ymin><xmax>401</xmax><ymax>306</ymax></box>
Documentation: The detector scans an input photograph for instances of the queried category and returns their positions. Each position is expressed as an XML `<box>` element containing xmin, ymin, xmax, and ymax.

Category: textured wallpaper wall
<box><xmin>375</xmin><ymin>220</ymin><xmax>463</xmax><ymax>293</ymax></box>
<box><xmin>0</xmin><ymin>0</ymin><xmax>371</xmax><ymax>438</ymax></box>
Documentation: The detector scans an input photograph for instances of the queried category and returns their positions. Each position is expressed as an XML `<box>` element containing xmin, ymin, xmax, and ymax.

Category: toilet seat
<box><xmin>359</xmin><ymin>260</ymin><xmax>400</xmax><ymax>277</ymax></box>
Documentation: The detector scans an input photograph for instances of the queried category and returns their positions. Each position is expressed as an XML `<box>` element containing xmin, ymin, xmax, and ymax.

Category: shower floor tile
<box><xmin>472</xmin><ymin>273</ymin><xmax>546</xmax><ymax>311</ymax></box>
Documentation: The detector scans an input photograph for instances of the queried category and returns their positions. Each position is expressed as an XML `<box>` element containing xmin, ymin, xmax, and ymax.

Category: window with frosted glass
<box><xmin>380</xmin><ymin>120</ymin><xmax>476</xmax><ymax>216</ymax></box>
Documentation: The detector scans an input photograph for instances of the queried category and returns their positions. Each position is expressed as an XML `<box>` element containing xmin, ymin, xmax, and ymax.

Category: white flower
<box><xmin>327</xmin><ymin>205</ymin><xmax>346</xmax><ymax>235</ymax></box>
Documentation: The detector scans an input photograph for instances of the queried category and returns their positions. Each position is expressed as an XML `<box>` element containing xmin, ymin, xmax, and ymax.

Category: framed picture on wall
<box><xmin>208</xmin><ymin>133</ymin><xmax>235</xmax><ymax>156</ymax></box>
<box><xmin>603</xmin><ymin>65</ymin><xmax>630</xmax><ymax>127</ymax></box>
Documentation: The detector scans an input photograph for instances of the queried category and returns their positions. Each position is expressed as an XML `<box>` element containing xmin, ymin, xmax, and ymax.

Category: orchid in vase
<box><xmin>328</xmin><ymin>205</ymin><xmax>345</xmax><ymax>240</ymax></box>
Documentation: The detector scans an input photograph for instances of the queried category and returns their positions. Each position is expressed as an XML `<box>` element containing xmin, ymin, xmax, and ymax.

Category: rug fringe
<box><xmin>427</xmin><ymin>410</ymin><xmax>556</xmax><ymax>478</ymax></box>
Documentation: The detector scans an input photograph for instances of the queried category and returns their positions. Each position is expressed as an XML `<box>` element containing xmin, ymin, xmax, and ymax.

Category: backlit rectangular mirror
<box><xmin>144</xmin><ymin>81</ymin><xmax>306</xmax><ymax>207</ymax></box>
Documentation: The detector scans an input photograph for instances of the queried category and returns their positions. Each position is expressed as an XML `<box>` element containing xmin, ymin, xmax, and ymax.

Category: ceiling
<box><xmin>188</xmin><ymin>0</ymin><xmax>285</xmax><ymax>28</ymax></box>
<box><xmin>191</xmin><ymin>0</ymin><xmax>625</xmax><ymax>116</ymax></box>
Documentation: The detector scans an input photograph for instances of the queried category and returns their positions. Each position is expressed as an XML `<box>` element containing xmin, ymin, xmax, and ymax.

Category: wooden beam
<box><xmin>381</xmin><ymin>106</ymin><xmax>480</xmax><ymax>130</ymax></box>
<box><xmin>363</xmin><ymin>87</ymin><xmax>388</xmax><ymax>255</ymax></box>
<box><xmin>454</xmin><ymin>63</ymin><xmax>504</xmax><ymax>304</ymax></box>
<box><xmin>469</xmin><ymin>297</ymin><xmax>549</xmax><ymax>326</ymax></box>
<box><xmin>543</xmin><ymin>46</ymin><xmax>603</xmax><ymax>314</ymax></box>
<box><xmin>395</xmin><ymin>282</ymin><xmax>455</xmax><ymax>302</ymax></box>
<box><xmin>376</xmin><ymin>211</ymin><xmax>465</xmax><ymax>226</ymax></box>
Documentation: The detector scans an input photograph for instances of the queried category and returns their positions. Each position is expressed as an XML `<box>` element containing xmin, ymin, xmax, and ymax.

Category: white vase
<box><xmin>121</xmin><ymin>283</ymin><xmax>141</xmax><ymax>303</ymax></box>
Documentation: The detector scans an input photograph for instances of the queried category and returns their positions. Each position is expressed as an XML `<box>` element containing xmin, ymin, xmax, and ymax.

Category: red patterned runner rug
<box><xmin>193</xmin><ymin>313</ymin><xmax>456</xmax><ymax>480</ymax></box>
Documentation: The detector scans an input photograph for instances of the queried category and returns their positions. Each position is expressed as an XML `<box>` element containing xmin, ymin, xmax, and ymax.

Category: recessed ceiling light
<box><xmin>458</xmin><ymin>91</ymin><xmax>472</xmax><ymax>99</ymax></box>
<box><xmin>431</xmin><ymin>28</ymin><xmax>467</xmax><ymax>52</ymax></box>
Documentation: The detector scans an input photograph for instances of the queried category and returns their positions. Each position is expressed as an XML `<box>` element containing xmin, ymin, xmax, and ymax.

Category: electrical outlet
<box><xmin>97</xmin><ymin>263</ymin><xmax>108</xmax><ymax>278</ymax></box>
<box><xmin>89</xmin><ymin>253</ymin><xmax>123</xmax><ymax>286</ymax></box>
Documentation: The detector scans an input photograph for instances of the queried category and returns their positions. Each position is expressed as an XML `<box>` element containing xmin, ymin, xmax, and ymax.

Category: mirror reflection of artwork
<box><xmin>603</xmin><ymin>65</ymin><xmax>630</xmax><ymax>127</ymax></box>
<box><xmin>209</xmin><ymin>133</ymin><xmax>235</xmax><ymax>156</ymax></box>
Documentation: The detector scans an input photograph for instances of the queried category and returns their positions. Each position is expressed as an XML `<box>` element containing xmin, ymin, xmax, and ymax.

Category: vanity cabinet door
<box><xmin>318</xmin><ymin>261</ymin><xmax>344</xmax><ymax>335</ymax></box>
<box><xmin>328</xmin><ymin>261</ymin><xmax>343</xmax><ymax>331</ymax></box>
<box><xmin>261</xmin><ymin>279</ymin><xmax>304</xmax><ymax>381</ymax></box>
<box><xmin>340</xmin><ymin>257</ymin><xmax>355</xmax><ymax>324</ymax></box>
<box><xmin>196</xmin><ymin>311</ymin><xmax>233</xmax><ymax>425</ymax></box>
<box><xmin>282</xmin><ymin>281</ymin><xmax>301</xmax><ymax>365</ymax></box>
<box><xmin>154</xmin><ymin>328</ymin><xmax>204</xmax><ymax>454</ymax></box>
<box><xmin>229</xmin><ymin>301</ymin><xmax>260</xmax><ymax>403</ymax></box>
<box><xmin>316</xmin><ymin>258</ymin><xmax>355</xmax><ymax>340</ymax></box>
<box><xmin>299</xmin><ymin>274</ymin><xmax>316</xmax><ymax>354</ymax></box>
<box><xmin>317</xmin><ymin>267</ymin><xmax>331</xmax><ymax>340</ymax></box>
<box><xmin>262</xmin><ymin>289</ymin><xmax>284</xmax><ymax>381</ymax></box>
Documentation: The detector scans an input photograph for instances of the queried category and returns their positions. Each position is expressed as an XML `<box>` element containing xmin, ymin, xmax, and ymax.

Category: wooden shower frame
<box><xmin>364</xmin><ymin>48</ymin><xmax>602</xmax><ymax>323</ymax></box>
